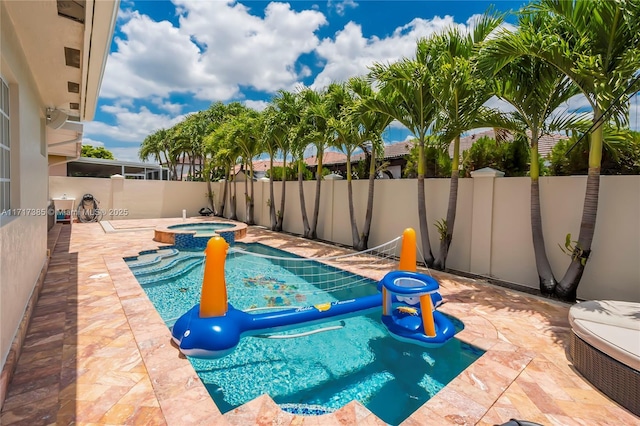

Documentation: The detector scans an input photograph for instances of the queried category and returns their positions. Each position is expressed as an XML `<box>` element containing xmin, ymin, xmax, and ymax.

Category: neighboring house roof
<box><xmin>451</xmin><ymin>129</ymin><xmax>568</xmax><ymax>158</ymax></box>
<box><xmin>304</xmin><ymin>151</ymin><xmax>348</xmax><ymax>166</ymax></box>
<box><xmin>382</xmin><ymin>141</ymin><xmax>414</xmax><ymax>159</ymax></box>
<box><xmin>232</xmin><ymin>159</ymin><xmax>284</xmax><ymax>174</ymax></box>
<box><xmin>351</xmin><ymin>141</ymin><xmax>413</xmax><ymax>162</ymax></box>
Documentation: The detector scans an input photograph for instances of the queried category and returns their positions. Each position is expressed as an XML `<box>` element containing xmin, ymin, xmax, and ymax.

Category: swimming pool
<box><xmin>126</xmin><ymin>243</ymin><xmax>483</xmax><ymax>425</ymax></box>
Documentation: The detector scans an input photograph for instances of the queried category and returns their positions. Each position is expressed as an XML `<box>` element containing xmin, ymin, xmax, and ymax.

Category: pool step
<box><xmin>126</xmin><ymin>248</ymin><xmax>179</xmax><ymax>269</ymax></box>
<box><xmin>133</xmin><ymin>253</ymin><xmax>204</xmax><ymax>278</ymax></box>
<box><xmin>137</xmin><ymin>257</ymin><xmax>204</xmax><ymax>286</ymax></box>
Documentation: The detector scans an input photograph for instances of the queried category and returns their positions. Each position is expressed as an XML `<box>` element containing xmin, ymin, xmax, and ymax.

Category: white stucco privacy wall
<box><xmin>1</xmin><ymin>8</ymin><xmax>49</xmax><ymax>367</ymax></box>
<box><xmin>49</xmin><ymin>173</ymin><xmax>640</xmax><ymax>303</ymax></box>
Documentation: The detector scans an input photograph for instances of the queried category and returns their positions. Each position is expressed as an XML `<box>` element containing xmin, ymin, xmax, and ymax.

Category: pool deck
<box><xmin>1</xmin><ymin>218</ymin><xmax>638</xmax><ymax>426</ymax></box>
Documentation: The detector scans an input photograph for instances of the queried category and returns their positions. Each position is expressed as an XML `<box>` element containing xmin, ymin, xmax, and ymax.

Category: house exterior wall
<box><xmin>49</xmin><ymin>176</ymin><xmax>215</xmax><ymax>220</ymax></box>
<box><xmin>50</xmin><ymin>174</ymin><xmax>640</xmax><ymax>303</ymax></box>
<box><xmin>1</xmin><ymin>7</ymin><xmax>49</xmax><ymax>367</ymax></box>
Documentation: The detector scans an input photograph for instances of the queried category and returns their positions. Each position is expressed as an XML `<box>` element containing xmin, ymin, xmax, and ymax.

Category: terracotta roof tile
<box><xmin>304</xmin><ymin>151</ymin><xmax>348</xmax><ymax>166</ymax></box>
<box><xmin>232</xmin><ymin>159</ymin><xmax>285</xmax><ymax>174</ymax></box>
<box><xmin>350</xmin><ymin>141</ymin><xmax>414</xmax><ymax>162</ymax></box>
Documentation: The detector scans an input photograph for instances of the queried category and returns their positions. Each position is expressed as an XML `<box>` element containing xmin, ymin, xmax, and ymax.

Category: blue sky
<box><xmin>83</xmin><ymin>0</ymin><xmax>539</xmax><ymax>161</ymax></box>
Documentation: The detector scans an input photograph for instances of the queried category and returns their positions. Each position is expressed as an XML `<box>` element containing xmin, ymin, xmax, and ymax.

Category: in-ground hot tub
<box><xmin>154</xmin><ymin>221</ymin><xmax>247</xmax><ymax>249</ymax></box>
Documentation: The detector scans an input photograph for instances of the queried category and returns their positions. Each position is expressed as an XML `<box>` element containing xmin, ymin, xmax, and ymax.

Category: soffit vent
<box><xmin>68</xmin><ymin>82</ymin><xmax>80</xmax><ymax>93</ymax></box>
<box><xmin>70</xmin><ymin>103</ymin><xmax>80</xmax><ymax>110</ymax></box>
<box><xmin>57</xmin><ymin>0</ymin><xmax>85</xmax><ymax>24</ymax></box>
<box><xmin>64</xmin><ymin>47</ymin><xmax>81</xmax><ymax>68</ymax></box>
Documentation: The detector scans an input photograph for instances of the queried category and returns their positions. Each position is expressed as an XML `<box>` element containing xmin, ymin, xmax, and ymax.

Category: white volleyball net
<box><xmin>225</xmin><ymin>236</ymin><xmax>403</xmax><ymax>309</ymax></box>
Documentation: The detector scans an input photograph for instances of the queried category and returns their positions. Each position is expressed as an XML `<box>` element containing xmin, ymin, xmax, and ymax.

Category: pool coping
<box><xmin>153</xmin><ymin>219</ymin><xmax>247</xmax><ymax>246</ymax></box>
<box><xmin>103</xmin><ymin>226</ymin><xmax>545</xmax><ymax>426</ymax></box>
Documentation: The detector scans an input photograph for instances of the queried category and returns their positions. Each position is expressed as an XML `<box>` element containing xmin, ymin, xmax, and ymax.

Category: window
<box><xmin>0</xmin><ymin>77</ymin><xmax>9</xmax><ymax>211</ymax></box>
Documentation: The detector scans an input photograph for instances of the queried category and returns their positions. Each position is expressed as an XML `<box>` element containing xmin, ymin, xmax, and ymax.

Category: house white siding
<box><xmin>0</xmin><ymin>3</ymin><xmax>49</xmax><ymax>367</ymax></box>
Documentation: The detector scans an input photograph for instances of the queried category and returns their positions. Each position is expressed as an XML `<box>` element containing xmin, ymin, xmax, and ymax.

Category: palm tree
<box><xmin>368</xmin><ymin>53</ymin><xmax>439</xmax><ymax>266</ymax></box>
<box><xmin>209</xmin><ymin>120</ymin><xmax>242</xmax><ymax>220</ymax></box>
<box><xmin>216</xmin><ymin>147</ymin><xmax>237</xmax><ymax>217</ymax></box>
<box><xmin>298</xmin><ymin>87</ymin><xmax>334</xmax><ymax>239</ymax></box>
<box><xmin>228</xmin><ymin>110</ymin><xmax>261</xmax><ymax>225</ymax></box>
<box><xmin>202</xmin><ymin>102</ymin><xmax>250</xmax><ymax>218</ymax></box>
<box><xmin>344</xmin><ymin>77</ymin><xmax>393</xmax><ymax>250</ymax></box>
<box><xmin>261</xmin><ymin>105</ymin><xmax>287</xmax><ymax>230</ymax></box>
<box><xmin>484</xmin><ymin>0</ymin><xmax>640</xmax><ymax>301</ymax></box>
<box><xmin>426</xmin><ymin>14</ymin><xmax>504</xmax><ymax>270</ymax></box>
<box><xmin>139</xmin><ymin>129</ymin><xmax>179</xmax><ymax>180</ymax></box>
<box><xmin>481</xmin><ymin>19</ymin><xmax>585</xmax><ymax>294</ymax></box>
<box><xmin>290</xmin><ymin>114</ymin><xmax>315</xmax><ymax>237</ymax></box>
<box><xmin>139</xmin><ymin>130</ymin><xmax>163</xmax><ymax>166</ymax></box>
<box><xmin>271</xmin><ymin>90</ymin><xmax>300</xmax><ymax>232</ymax></box>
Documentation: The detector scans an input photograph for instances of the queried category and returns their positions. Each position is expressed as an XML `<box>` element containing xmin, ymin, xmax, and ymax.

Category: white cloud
<box><xmin>561</xmin><ymin>94</ymin><xmax>592</xmax><ymax>112</ymax></box>
<box><xmin>328</xmin><ymin>0</ymin><xmax>358</xmax><ymax>17</ymax></box>
<box><xmin>483</xmin><ymin>96</ymin><xmax>517</xmax><ymax>113</ymax></box>
<box><xmin>244</xmin><ymin>100</ymin><xmax>269</xmax><ymax>112</ymax></box>
<box><xmin>101</xmin><ymin>3</ymin><xmax>327</xmax><ymax>103</ymax></box>
<box><xmin>150</xmin><ymin>97</ymin><xmax>184</xmax><ymax>114</ymax></box>
<box><xmin>109</xmin><ymin>146</ymin><xmax>148</xmax><ymax>162</ymax></box>
<box><xmin>312</xmin><ymin>16</ymin><xmax>459</xmax><ymax>89</ymax></box>
<box><xmin>464</xmin><ymin>127</ymin><xmax>492</xmax><ymax>136</ymax></box>
<box><xmin>84</xmin><ymin>105</ymin><xmax>188</xmax><ymax>143</ymax></box>
<box><xmin>389</xmin><ymin>120</ymin><xmax>406</xmax><ymax>129</ymax></box>
<box><xmin>100</xmin><ymin>11</ymin><xmax>216</xmax><ymax>99</ymax></box>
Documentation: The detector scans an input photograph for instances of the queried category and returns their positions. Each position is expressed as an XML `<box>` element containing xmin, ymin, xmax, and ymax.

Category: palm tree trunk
<box><xmin>247</xmin><ymin>164</ymin><xmax>255</xmax><ymax>225</ymax></box>
<box><xmin>531</xmin><ymin>178</ymin><xmax>556</xmax><ymax>294</ymax></box>
<box><xmin>230</xmin><ymin>172</ymin><xmax>238</xmax><ymax>221</ymax></box>
<box><xmin>356</xmin><ymin>150</ymin><xmax>377</xmax><ymax>251</ymax></box>
<box><xmin>269</xmin><ymin>156</ymin><xmax>276</xmax><ymax>230</ymax></box>
<box><xmin>435</xmin><ymin>135</ymin><xmax>461</xmax><ymax>270</ymax></box>
<box><xmin>203</xmin><ymin>158</ymin><xmax>217</xmax><ymax>215</ymax></box>
<box><xmin>244</xmin><ymin>164</ymin><xmax>250</xmax><ymax>224</ymax></box>
<box><xmin>435</xmin><ymin>170</ymin><xmax>459</xmax><ymax>270</ymax></box>
<box><xmin>346</xmin><ymin>156</ymin><xmax>360</xmax><ymax>248</ymax></box>
<box><xmin>219</xmin><ymin>167</ymin><xmax>229</xmax><ymax>218</ymax></box>
<box><xmin>310</xmin><ymin>153</ymin><xmax>323</xmax><ymax>239</ymax></box>
<box><xmin>180</xmin><ymin>152</ymin><xmax>187</xmax><ymax>181</ymax></box>
<box><xmin>528</xmin><ymin>137</ymin><xmax>557</xmax><ymax>294</ymax></box>
<box><xmin>190</xmin><ymin>150</ymin><xmax>195</xmax><ymax>180</ymax></box>
<box><xmin>206</xmin><ymin>180</ymin><xmax>216</xmax><ymax>214</ymax></box>
<box><xmin>298</xmin><ymin>159</ymin><xmax>311</xmax><ymax>237</ymax></box>
<box><xmin>556</xmin><ymin>117</ymin><xmax>604</xmax><ymax>302</ymax></box>
<box><xmin>275</xmin><ymin>155</ymin><xmax>287</xmax><ymax>232</ymax></box>
<box><xmin>417</xmin><ymin>138</ymin><xmax>434</xmax><ymax>266</ymax></box>
<box><xmin>556</xmin><ymin>167</ymin><xmax>599</xmax><ymax>301</ymax></box>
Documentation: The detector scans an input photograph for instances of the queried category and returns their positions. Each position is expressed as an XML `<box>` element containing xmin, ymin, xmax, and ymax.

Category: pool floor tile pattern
<box><xmin>1</xmin><ymin>218</ymin><xmax>638</xmax><ymax>426</ymax></box>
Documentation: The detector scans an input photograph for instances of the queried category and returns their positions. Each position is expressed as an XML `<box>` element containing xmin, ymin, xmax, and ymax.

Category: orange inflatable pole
<box><xmin>199</xmin><ymin>236</ymin><xmax>229</xmax><ymax>318</ymax></box>
<box><xmin>420</xmin><ymin>294</ymin><xmax>436</xmax><ymax>337</ymax></box>
<box><xmin>398</xmin><ymin>228</ymin><xmax>417</xmax><ymax>272</ymax></box>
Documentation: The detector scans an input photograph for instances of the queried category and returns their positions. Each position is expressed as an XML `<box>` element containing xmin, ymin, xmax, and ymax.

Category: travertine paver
<box><xmin>1</xmin><ymin>218</ymin><xmax>638</xmax><ymax>425</ymax></box>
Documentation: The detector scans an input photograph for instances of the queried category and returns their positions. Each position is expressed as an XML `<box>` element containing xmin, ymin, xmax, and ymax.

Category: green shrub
<box><xmin>461</xmin><ymin>135</ymin><xmax>543</xmax><ymax>177</ymax></box>
<box><xmin>548</xmin><ymin>131</ymin><xmax>640</xmax><ymax>175</ymax></box>
<box><xmin>266</xmin><ymin>164</ymin><xmax>314</xmax><ymax>181</ymax></box>
<box><xmin>403</xmin><ymin>145</ymin><xmax>452</xmax><ymax>178</ymax></box>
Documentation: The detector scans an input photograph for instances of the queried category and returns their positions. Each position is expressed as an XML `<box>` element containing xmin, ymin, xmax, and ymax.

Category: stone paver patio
<box><xmin>1</xmin><ymin>218</ymin><xmax>637</xmax><ymax>425</ymax></box>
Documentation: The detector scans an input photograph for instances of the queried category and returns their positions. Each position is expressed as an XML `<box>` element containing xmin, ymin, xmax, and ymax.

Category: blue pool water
<box><xmin>126</xmin><ymin>243</ymin><xmax>483</xmax><ymax>425</ymax></box>
<box><xmin>168</xmin><ymin>222</ymin><xmax>235</xmax><ymax>235</ymax></box>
